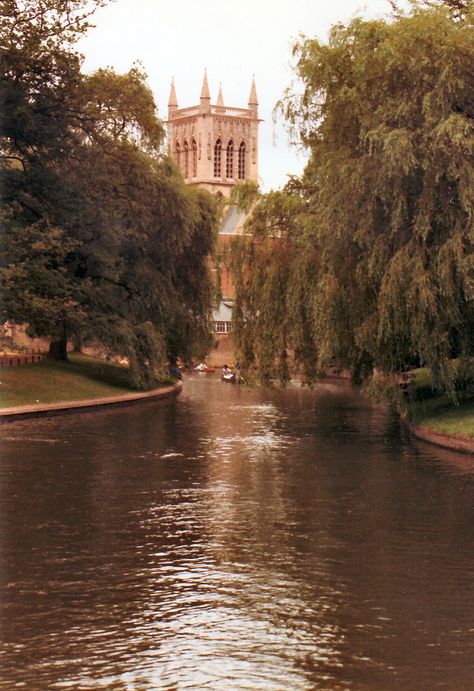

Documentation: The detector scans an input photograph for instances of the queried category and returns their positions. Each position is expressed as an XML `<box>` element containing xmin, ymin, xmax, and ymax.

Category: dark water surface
<box><xmin>1</xmin><ymin>376</ymin><xmax>474</xmax><ymax>690</ymax></box>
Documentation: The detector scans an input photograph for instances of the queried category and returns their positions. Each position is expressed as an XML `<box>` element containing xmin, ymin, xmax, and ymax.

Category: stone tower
<box><xmin>167</xmin><ymin>70</ymin><xmax>259</xmax><ymax>197</ymax></box>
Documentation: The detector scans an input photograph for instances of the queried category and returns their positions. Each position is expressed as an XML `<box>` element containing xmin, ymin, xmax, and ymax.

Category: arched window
<box><xmin>175</xmin><ymin>142</ymin><xmax>181</xmax><ymax>169</ymax></box>
<box><xmin>238</xmin><ymin>141</ymin><xmax>246</xmax><ymax>179</ymax></box>
<box><xmin>214</xmin><ymin>139</ymin><xmax>222</xmax><ymax>177</ymax></box>
<box><xmin>226</xmin><ymin>140</ymin><xmax>234</xmax><ymax>178</ymax></box>
<box><xmin>183</xmin><ymin>141</ymin><xmax>189</xmax><ymax>178</ymax></box>
<box><xmin>192</xmin><ymin>139</ymin><xmax>197</xmax><ymax>177</ymax></box>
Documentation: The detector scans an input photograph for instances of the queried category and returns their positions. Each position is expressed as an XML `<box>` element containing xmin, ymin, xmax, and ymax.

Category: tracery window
<box><xmin>175</xmin><ymin>142</ymin><xmax>181</xmax><ymax>169</ymax></box>
<box><xmin>183</xmin><ymin>141</ymin><xmax>189</xmax><ymax>178</ymax></box>
<box><xmin>214</xmin><ymin>139</ymin><xmax>222</xmax><ymax>177</ymax></box>
<box><xmin>226</xmin><ymin>140</ymin><xmax>234</xmax><ymax>178</ymax></box>
<box><xmin>191</xmin><ymin>139</ymin><xmax>197</xmax><ymax>177</ymax></box>
<box><xmin>238</xmin><ymin>141</ymin><xmax>246</xmax><ymax>179</ymax></box>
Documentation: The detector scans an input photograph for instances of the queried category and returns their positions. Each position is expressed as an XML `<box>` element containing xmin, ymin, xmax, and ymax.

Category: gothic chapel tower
<box><xmin>167</xmin><ymin>70</ymin><xmax>259</xmax><ymax>196</ymax></box>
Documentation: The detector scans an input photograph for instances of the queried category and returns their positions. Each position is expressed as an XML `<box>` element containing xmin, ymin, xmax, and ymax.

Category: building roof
<box><xmin>220</xmin><ymin>206</ymin><xmax>247</xmax><ymax>235</ymax></box>
<box><xmin>212</xmin><ymin>301</ymin><xmax>233</xmax><ymax>322</ymax></box>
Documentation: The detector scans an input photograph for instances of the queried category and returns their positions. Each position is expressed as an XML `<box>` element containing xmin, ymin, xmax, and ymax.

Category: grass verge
<box><xmin>408</xmin><ymin>368</ymin><xmax>474</xmax><ymax>439</ymax></box>
<box><xmin>0</xmin><ymin>353</ymin><xmax>171</xmax><ymax>408</ymax></box>
<box><xmin>414</xmin><ymin>402</ymin><xmax>474</xmax><ymax>438</ymax></box>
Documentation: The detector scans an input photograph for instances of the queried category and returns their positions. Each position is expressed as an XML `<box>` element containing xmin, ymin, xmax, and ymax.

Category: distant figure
<box><xmin>221</xmin><ymin>364</ymin><xmax>236</xmax><ymax>383</ymax></box>
<box><xmin>170</xmin><ymin>364</ymin><xmax>182</xmax><ymax>380</ymax></box>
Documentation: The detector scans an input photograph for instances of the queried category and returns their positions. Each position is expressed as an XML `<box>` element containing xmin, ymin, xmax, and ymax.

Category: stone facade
<box><xmin>167</xmin><ymin>71</ymin><xmax>259</xmax><ymax>197</ymax></box>
<box><xmin>167</xmin><ymin>71</ymin><xmax>260</xmax><ymax>365</ymax></box>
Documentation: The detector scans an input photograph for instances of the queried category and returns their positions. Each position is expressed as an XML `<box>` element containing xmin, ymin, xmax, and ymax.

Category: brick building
<box><xmin>167</xmin><ymin>72</ymin><xmax>260</xmax><ymax>364</ymax></box>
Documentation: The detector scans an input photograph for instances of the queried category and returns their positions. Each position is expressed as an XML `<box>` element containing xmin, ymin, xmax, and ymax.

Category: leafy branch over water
<box><xmin>0</xmin><ymin>0</ymin><xmax>218</xmax><ymax>388</ymax></box>
<box><xmin>230</xmin><ymin>3</ymin><xmax>474</xmax><ymax>398</ymax></box>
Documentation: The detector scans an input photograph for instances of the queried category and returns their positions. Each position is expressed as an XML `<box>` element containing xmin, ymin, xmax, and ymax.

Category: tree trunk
<box><xmin>48</xmin><ymin>323</ymin><xmax>68</xmax><ymax>360</ymax></box>
<box><xmin>72</xmin><ymin>333</ymin><xmax>82</xmax><ymax>352</ymax></box>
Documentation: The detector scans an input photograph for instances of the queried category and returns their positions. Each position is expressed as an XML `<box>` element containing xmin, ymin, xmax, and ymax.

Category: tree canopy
<box><xmin>1</xmin><ymin>0</ymin><xmax>218</xmax><ymax>386</ymax></box>
<box><xmin>231</xmin><ymin>3</ymin><xmax>474</xmax><ymax>396</ymax></box>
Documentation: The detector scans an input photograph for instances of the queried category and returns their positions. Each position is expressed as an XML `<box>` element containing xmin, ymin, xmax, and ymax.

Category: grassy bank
<box><xmin>414</xmin><ymin>402</ymin><xmax>474</xmax><ymax>438</ymax></box>
<box><xmin>409</xmin><ymin>368</ymin><xmax>474</xmax><ymax>439</ymax></box>
<box><xmin>0</xmin><ymin>353</ymin><xmax>169</xmax><ymax>408</ymax></box>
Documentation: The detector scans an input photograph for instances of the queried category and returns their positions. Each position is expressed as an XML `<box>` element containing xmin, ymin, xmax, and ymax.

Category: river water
<box><xmin>1</xmin><ymin>376</ymin><xmax>474</xmax><ymax>690</ymax></box>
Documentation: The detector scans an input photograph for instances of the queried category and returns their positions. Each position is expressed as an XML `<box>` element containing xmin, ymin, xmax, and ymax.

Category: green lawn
<box><xmin>409</xmin><ymin>367</ymin><xmax>474</xmax><ymax>438</ymax></box>
<box><xmin>0</xmin><ymin>353</ymin><xmax>168</xmax><ymax>408</ymax></box>
<box><xmin>416</xmin><ymin>402</ymin><xmax>474</xmax><ymax>438</ymax></box>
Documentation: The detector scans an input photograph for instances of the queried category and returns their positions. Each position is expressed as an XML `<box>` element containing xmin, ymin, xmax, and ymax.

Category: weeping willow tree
<box><xmin>230</xmin><ymin>178</ymin><xmax>321</xmax><ymax>384</ymax></box>
<box><xmin>231</xmin><ymin>3</ymin><xmax>474</xmax><ymax>394</ymax></box>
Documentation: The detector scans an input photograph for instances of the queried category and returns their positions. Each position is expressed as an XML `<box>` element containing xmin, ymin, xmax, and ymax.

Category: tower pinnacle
<box><xmin>217</xmin><ymin>82</ymin><xmax>224</xmax><ymax>107</ymax></box>
<box><xmin>167</xmin><ymin>71</ymin><xmax>259</xmax><ymax>195</ymax></box>
<box><xmin>200</xmin><ymin>69</ymin><xmax>211</xmax><ymax>114</ymax></box>
<box><xmin>248</xmin><ymin>76</ymin><xmax>258</xmax><ymax>115</ymax></box>
<box><xmin>200</xmin><ymin>69</ymin><xmax>211</xmax><ymax>100</ymax></box>
<box><xmin>168</xmin><ymin>77</ymin><xmax>178</xmax><ymax>117</ymax></box>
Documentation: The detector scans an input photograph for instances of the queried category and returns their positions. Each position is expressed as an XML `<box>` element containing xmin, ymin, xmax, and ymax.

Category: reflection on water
<box><xmin>1</xmin><ymin>377</ymin><xmax>474</xmax><ymax>689</ymax></box>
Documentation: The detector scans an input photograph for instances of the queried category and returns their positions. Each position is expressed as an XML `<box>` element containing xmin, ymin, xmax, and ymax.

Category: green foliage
<box><xmin>229</xmin><ymin>180</ymin><xmax>260</xmax><ymax>212</ymax></box>
<box><xmin>0</xmin><ymin>0</ymin><xmax>218</xmax><ymax>386</ymax></box>
<box><xmin>233</xmin><ymin>4</ymin><xmax>474</xmax><ymax>395</ymax></box>
<box><xmin>80</xmin><ymin>65</ymin><xmax>164</xmax><ymax>149</ymax></box>
<box><xmin>1</xmin><ymin>217</ymin><xmax>87</xmax><ymax>337</ymax></box>
<box><xmin>420</xmin><ymin>357</ymin><xmax>474</xmax><ymax>401</ymax></box>
<box><xmin>413</xmin><ymin>400</ymin><xmax>474</xmax><ymax>438</ymax></box>
<box><xmin>230</xmin><ymin>182</ymin><xmax>318</xmax><ymax>384</ymax></box>
<box><xmin>363</xmin><ymin>375</ymin><xmax>406</xmax><ymax>413</ymax></box>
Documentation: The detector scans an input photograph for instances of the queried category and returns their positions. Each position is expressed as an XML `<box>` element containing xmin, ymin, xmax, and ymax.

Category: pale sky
<box><xmin>79</xmin><ymin>0</ymin><xmax>397</xmax><ymax>191</ymax></box>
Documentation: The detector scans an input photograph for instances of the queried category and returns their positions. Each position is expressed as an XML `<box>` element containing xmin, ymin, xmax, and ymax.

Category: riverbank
<box><xmin>406</xmin><ymin>369</ymin><xmax>474</xmax><ymax>454</ymax></box>
<box><xmin>0</xmin><ymin>353</ymin><xmax>182</xmax><ymax>420</ymax></box>
<box><xmin>407</xmin><ymin>421</ymin><xmax>474</xmax><ymax>454</ymax></box>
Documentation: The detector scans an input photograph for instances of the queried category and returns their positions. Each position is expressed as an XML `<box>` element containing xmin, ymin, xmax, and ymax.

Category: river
<box><xmin>1</xmin><ymin>375</ymin><xmax>474</xmax><ymax>690</ymax></box>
